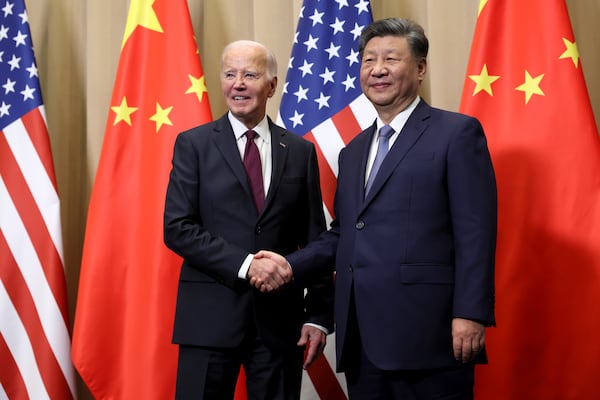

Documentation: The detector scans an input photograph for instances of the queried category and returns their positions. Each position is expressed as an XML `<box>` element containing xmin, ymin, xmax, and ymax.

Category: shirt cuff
<box><xmin>304</xmin><ymin>323</ymin><xmax>329</xmax><ymax>335</ymax></box>
<box><xmin>238</xmin><ymin>253</ymin><xmax>254</xmax><ymax>279</ymax></box>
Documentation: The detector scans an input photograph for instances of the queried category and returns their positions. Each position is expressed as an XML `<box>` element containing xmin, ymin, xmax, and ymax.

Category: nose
<box><xmin>226</xmin><ymin>71</ymin><xmax>248</xmax><ymax>89</ymax></box>
<box><xmin>371</xmin><ymin>60</ymin><xmax>388</xmax><ymax>77</ymax></box>
<box><xmin>233</xmin><ymin>74</ymin><xmax>246</xmax><ymax>88</ymax></box>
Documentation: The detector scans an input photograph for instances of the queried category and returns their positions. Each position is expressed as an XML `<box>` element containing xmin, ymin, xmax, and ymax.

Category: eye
<box><xmin>223</xmin><ymin>71</ymin><xmax>235</xmax><ymax>79</ymax></box>
<box><xmin>245</xmin><ymin>72</ymin><xmax>259</xmax><ymax>80</ymax></box>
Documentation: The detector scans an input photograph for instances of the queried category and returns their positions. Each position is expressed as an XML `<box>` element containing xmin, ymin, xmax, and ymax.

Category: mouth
<box><xmin>233</xmin><ymin>96</ymin><xmax>250</xmax><ymax>101</ymax></box>
<box><xmin>371</xmin><ymin>82</ymin><xmax>390</xmax><ymax>89</ymax></box>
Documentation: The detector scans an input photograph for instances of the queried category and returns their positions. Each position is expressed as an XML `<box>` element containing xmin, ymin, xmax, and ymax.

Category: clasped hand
<box><xmin>247</xmin><ymin>251</ymin><xmax>292</xmax><ymax>292</ymax></box>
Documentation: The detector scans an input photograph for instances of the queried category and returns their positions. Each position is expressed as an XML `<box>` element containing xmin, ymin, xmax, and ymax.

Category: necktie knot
<box><xmin>245</xmin><ymin>129</ymin><xmax>257</xmax><ymax>141</ymax></box>
<box><xmin>379</xmin><ymin>125</ymin><xmax>394</xmax><ymax>140</ymax></box>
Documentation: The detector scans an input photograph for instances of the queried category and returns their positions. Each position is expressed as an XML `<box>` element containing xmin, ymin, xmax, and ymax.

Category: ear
<box><xmin>417</xmin><ymin>58</ymin><xmax>427</xmax><ymax>82</ymax></box>
<box><xmin>268</xmin><ymin>76</ymin><xmax>278</xmax><ymax>98</ymax></box>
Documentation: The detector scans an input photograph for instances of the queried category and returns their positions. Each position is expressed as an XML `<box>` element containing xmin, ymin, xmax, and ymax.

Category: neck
<box><xmin>376</xmin><ymin>95</ymin><xmax>418</xmax><ymax>124</ymax></box>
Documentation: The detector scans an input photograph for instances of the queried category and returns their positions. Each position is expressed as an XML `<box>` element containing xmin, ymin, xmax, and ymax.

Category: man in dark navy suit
<box><xmin>255</xmin><ymin>18</ymin><xmax>497</xmax><ymax>399</ymax></box>
<box><xmin>164</xmin><ymin>40</ymin><xmax>333</xmax><ymax>400</ymax></box>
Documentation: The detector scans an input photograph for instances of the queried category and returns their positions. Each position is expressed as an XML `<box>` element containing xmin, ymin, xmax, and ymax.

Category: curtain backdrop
<box><xmin>23</xmin><ymin>1</ymin><xmax>599</xmax><ymax>398</ymax></box>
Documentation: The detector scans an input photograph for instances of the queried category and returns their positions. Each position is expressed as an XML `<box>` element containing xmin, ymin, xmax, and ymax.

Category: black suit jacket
<box><xmin>164</xmin><ymin>114</ymin><xmax>333</xmax><ymax>352</ymax></box>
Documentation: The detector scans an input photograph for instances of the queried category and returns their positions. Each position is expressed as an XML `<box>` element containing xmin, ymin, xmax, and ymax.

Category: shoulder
<box><xmin>177</xmin><ymin>115</ymin><xmax>228</xmax><ymax>142</ymax></box>
<box><xmin>428</xmin><ymin>106</ymin><xmax>482</xmax><ymax>129</ymax></box>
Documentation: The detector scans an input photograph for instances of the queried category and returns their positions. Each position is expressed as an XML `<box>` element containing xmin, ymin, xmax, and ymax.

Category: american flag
<box><xmin>277</xmin><ymin>1</ymin><xmax>375</xmax><ymax>398</ymax></box>
<box><xmin>0</xmin><ymin>0</ymin><xmax>76</xmax><ymax>398</ymax></box>
<box><xmin>278</xmin><ymin>0</ymin><xmax>375</xmax><ymax>224</ymax></box>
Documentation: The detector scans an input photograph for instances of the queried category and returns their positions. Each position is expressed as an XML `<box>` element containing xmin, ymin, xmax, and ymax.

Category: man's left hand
<box><xmin>298</xmin><ymin>325</ymin><xmax>327</xmax><ymax>369</ymax></box>
<box><xmin>452</xmin><ymin>318</ymin><xmax>485</xmax><ymax>363</ymax></box>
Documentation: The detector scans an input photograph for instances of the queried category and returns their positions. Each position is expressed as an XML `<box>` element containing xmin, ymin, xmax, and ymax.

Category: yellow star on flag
<box><xmin>111</xmin><ymin>97</ymin><xmax>138</xmax><ymax>126</ymax></box>
<box><xmin>185</xmin><ymin>74</ymin><xmax>209</xmax><ymax>103</ymax></box>
<box><xmin>469</xmin><ymin>64</ymin><xmax>500</xmax><ymax>96</ymax></box>
<box><xmin>559</xmin><ymin>37</ymin><xmax>579</xmax><ymax>68</ymax></box>
<box><xmin>515</xmin><ymin>70</ymin><xmax>545</xmax><ymax>104</ymax></box>
<box><xmin>150</xmin><ymin>102</ymin><xmax>174</xmax><ymax>132</ymax></box>
<box><xmin>122</xmin><ymin>0</ymin><xmax>163</xmax><ymax>49</ymax></box>
<box><xmin>478</xmin><ymin>0</ymin><xmax>488</xmax><ymax>16</ymax></box>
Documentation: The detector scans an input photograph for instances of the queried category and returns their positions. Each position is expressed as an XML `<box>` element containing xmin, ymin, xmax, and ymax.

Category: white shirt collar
<box><xmin>376</xmin><ymin>96</ymin><xmax>421</xmax><ymax>135</ymax></box>
<box><xmin>228</xmin><ymin>112</ymin><xmax>271</xmax><ymax>143</ymax></box>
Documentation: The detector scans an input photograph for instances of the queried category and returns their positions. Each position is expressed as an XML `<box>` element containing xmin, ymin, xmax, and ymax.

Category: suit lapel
<box><xmin>362</xmin><ymin>101</ymin><xmax>431</xmax><ymax>207</ymax></box>
<box><xmin>266</xmin><ymin>119</ymin><xmax>288</xmax><ymax>214</ymax></box>
<box><xmin>352</xmin><ymin>124</ymin><xmax>377</xmax><ymax>208</ymax></box>
<box><xmin>212</xmin><ymin>115</ymin><xmax>254</xmax><ymax>200</ymax></box>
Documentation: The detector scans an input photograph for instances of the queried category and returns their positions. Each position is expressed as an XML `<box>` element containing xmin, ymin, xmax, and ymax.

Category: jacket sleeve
<box><xmin>448</xmin><ymin>116</ymin><xmax>497</xmax><ymax>326</ymax></box>
<box><xmin>300</xmin><ymin>142</ymin><xmax>335</xmax><ymax>332</ymax></box>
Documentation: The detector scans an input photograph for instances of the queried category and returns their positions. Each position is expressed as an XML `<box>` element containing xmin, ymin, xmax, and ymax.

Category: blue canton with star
<box><xmin>0</xmin><ymin>0</ymin><xmax>43</xmax><ymax>130</ymax></box>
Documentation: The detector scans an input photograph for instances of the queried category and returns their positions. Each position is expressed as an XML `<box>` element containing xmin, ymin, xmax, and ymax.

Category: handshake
<box><xmin>247</xmin><ymin>251</ymin><xmax>292</xmax><ymax>293</ymax></box>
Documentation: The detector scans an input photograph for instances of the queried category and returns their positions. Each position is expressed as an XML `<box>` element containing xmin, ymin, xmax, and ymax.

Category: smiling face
<box><xmin>220</xmin><ymin>42</ymin><xmax>277</xmax><ymax>129</ymax></box>
<box><xmin>359</xmin><ymin>35</ymin><xmax>426</xmax><ymax>123</ymax></box>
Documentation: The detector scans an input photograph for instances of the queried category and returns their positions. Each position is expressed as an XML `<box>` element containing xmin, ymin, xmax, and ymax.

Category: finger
<box><xmin>471</xmin><ymin>336</ymin><xmax>482</xmax><ymax>355</ymax></box>
<box><xmin>303</xmin><ymin>341</ymin><xmax>320</xmax><ymax>369</ymax></box>
<box><xmin>282</xmin><ymin>267</ymin><xmax>293</xmax><ymax>283</ymax></box>
<box><xmin>297</xmin><ymin>332</ymin><xmax>309</xmax><ymax>346</ymax></box>
<box><xmin>462</xmin><ymin>340</ymin><xmax>473</xmax><ymax>363</ymax></box>
<box><xmin>265</xmin><ymin>274</ymin><xmax>284</xmax><ymax>289</ymax></box>
<box><xmin>253</xmin><ymin>251</ymin><xmax>265</xmax><ymax>259</ymax></box>
<box><xmin>453</xmin><ymin>337</ymin><xmax>463</xmax><ymax>361</ymax></box>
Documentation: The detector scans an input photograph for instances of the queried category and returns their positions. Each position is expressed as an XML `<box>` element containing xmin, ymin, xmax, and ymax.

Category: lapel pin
<box><xmin>279</xmin><ymin>142</ymin><xmax>286</xmax><ymax>148</ymax></box>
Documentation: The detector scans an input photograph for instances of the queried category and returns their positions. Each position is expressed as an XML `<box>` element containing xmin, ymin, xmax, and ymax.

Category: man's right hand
<box><xmin>247</xmin><ymin>251</ymin><xmax>292</xmax><ymax>292</ymax></box>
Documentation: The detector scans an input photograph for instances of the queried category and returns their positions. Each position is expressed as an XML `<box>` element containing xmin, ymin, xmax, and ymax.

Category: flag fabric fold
<box><xmin>460</xmin><ymin>1</ymin><xmax>600</xmax><ymax>398</ymax></box>
<box><xmin>71</xmin><ymin>0</ymin><xmax>212</xmax><ymax>398</ymax></box>
<box><xmin>0</xmin><ymin>0</ymin><xmax>76</xmax><ymax>398</ymax></box>
<box><xmin>277</xmin><ymin>1</ymin><xmax>375</xmax><ymax>399</ymax></box>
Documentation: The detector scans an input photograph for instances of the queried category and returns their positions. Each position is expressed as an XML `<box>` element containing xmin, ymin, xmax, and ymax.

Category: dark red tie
<box><xmin>243</xmin><ymin>130</ymin><xmax>265</xmax><ymax>211</ymax></box>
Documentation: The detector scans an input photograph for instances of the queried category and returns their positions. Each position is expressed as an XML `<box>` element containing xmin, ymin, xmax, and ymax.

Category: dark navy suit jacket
<box><xmin>289</xmin><ymin>100</ymin><xmax>497</xmax><ymax>371</ymax></box>
<box><xmin>164</xmin><ymin>114</ymin><xmax>333</xmax><ymax>352</ymax></box>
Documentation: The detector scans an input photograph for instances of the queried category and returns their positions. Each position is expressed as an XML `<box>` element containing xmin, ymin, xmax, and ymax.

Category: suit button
<box><xmin>355</xmin><ymin>221</ymin><xmax>365</xmax><ymax>230</ymax></box>
<box><xmin>349</xmin><ymin>265</ymin><xmax>354</xmax><ymax>272</ymax></box>
<box><xmin>255</xmin><ymin>225</ymin><xmax>262</xmax><ymax>234</ymax></box>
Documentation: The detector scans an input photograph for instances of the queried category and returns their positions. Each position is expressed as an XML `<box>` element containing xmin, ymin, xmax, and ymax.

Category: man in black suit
<box><xmin>163</xmin><ymin>40</ymin><xmax>333</xmax><ymax>400</ymax></box>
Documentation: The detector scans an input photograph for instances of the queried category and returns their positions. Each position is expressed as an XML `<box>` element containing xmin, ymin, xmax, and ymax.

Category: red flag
<box><xmin>1</xmin><ymin>1</ymin><xmax>76</xmax><ymax>398</ymax></box>
<box><xmin>71</xmin><ymin>0</ymin><xmax>212</xmax><ymax>398</ymax></box>
<box><xmin>460</xmin><ymin>1</ymin><xmax>600</xmax><ymax>398</ymax></box>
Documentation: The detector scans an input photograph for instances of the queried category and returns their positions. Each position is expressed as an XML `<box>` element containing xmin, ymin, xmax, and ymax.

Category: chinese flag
<box><xmin>460</xmin><ymin>1</ymin><xmax>600</xmax><ymax>399</ymax></box>
<box><xmin>71</xmin><ymin>0</ymin><xmax>212</xmax><ymax>398</ymax></box>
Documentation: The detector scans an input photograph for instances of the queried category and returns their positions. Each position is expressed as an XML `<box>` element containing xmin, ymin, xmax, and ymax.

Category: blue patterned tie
<box><xmin>365</xmin><ymin>125</ymin><xmax>394</xmax><ymax>196</ymax></box>
<box><xmin>243</xmin><ymin>130</ymin><xmax>264</xmax><ymax>211</ymax></box>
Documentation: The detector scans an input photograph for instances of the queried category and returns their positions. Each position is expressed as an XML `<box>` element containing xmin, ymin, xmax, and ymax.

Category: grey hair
<box><xmin>359</xmin><ymin>18</ymin><xmax>429</xmax><ymax>61</ymax></box>
<box><xmin>221</xmin><ymin>40</ymin><xmax>278</xmax><ymax>81</ymax></box>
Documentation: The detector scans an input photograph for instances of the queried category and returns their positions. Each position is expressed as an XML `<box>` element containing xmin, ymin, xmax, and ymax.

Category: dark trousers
<box><xmin>342</xmin><ymin>290</ymin><xmax>475</xmax><ymax>400</ymax></box>
<box><xmin>175</xmin><ymin>335</ymin><xmax>304</xmax><ymax>400</ymax></box>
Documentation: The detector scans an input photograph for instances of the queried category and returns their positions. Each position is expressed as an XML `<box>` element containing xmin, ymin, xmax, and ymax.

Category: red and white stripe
<box><xmin>0</xmin><ymin>106</ymin><xmax>76</xmax><ymax>399</ymax></box>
